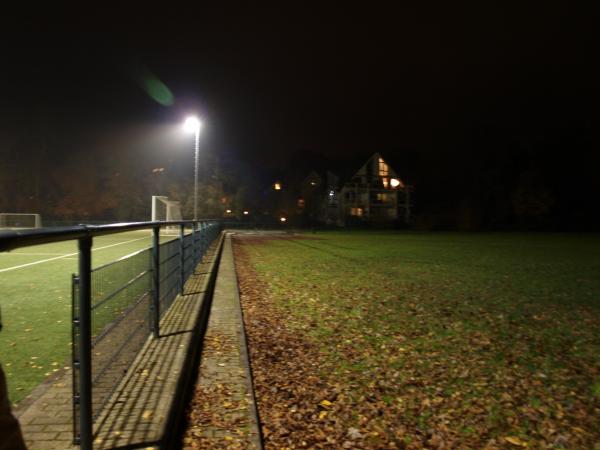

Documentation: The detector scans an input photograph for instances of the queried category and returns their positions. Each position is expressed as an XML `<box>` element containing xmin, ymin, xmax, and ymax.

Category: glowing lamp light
<box><xmin>280</xmin><ymin>217</ymin><xmax>287</xmax><ymax>222</ymax></box>
<box><xmin>243</xmin><ymin>210</ymin><xmax>249</xmax><ymax>215</ymax></box>
<box><xmin>274</xmin><ymin>182</ymin><xmax>282</xmax><ymax>190</ymax></box>
<box><xmin>183</xmin><ymin>116</ymin><xmax>202</xmax><ymax>133</ymax></box>
<box><xmin>225</xmin><ymin>209</ymin><xmax>232</xmax><ymax>214</ymax></box>
<box><xmin>390</xmin><ymin>178</ymin><xmax>402</xmax><ymax>188</ymax></box>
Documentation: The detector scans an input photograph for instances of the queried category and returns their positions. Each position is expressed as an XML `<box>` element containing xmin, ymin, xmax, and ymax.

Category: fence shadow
<box><xmin>91</xmin><ymin>248</ymin><xmax>220</xmax><ymax>450</ymax></box>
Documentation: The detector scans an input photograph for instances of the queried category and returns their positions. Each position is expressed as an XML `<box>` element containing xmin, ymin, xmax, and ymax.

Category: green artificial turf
<box><xmin>0</xmin><ymin>231</ymin><xmax>176</xmax><ymax>404</ymax></box>
<box><xmin>240</xmin><ymin>232</ymin><xmax>600</xmax><ymax>447</ymax></box>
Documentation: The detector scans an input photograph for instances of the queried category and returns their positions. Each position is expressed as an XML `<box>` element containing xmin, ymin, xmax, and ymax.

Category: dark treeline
<box><xmin>389</xmin><ymin>75</ymin><xmax>600</xmax><ymax>232</ymax></box>
<box><xmin>0</xmin><ymin>105</ymin><xmax>598</xmax><ymax>230</ymax></box>
<box><xmin>0</xmin><ymin>139</ymin><xmax>234</xmax><ymax>223</ymax></box>
<box><xmin>1</xmin><ymin>143</ymin><xmax>598</xmax><ymax>231</ymax></box>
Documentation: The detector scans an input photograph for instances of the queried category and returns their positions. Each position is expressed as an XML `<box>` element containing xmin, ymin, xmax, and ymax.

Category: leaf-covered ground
<box><xmin>233</xmin><ymin>232</ymin><xmax>600</xmax><ymax>449</ymax></box>
<box><xmin>183</xmin><ymin>331</ymin><xmax>254</xmax><ymax>449</ymax></box>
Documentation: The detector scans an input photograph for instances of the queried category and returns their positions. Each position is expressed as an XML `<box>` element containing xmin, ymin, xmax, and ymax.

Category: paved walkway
<box><xmin>14</xmin><ymin>239</ymin><xmax>223</xmax><ymax>450</ymax></box>
<box><xmin>182</xmin><ymin>233</ymin><xmax>262</xmax><ymax>449</ymax></box>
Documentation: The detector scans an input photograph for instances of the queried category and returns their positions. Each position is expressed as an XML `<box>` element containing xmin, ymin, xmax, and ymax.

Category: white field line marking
<box><xmin>114</xmin><ymin>248</ymin><xmax>148</xmax><ymax>262</ymax></box>
<box><xmin>0</xmin><ymin>237</ymin><xmax>148</xmax><ymax>273</ymax></box>
<box><xmin>0</xmin><ymin>252</ymin><xmax>70</xmax><ymax>256</ymax></box>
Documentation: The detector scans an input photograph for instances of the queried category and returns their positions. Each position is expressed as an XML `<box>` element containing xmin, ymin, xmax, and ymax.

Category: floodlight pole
<box><xmin>183</xmin><ymin>116</ymin><xmax>202</xmax><ymax>221</ymax></box>
<box><xmin>193</xmin><ymin>128</ymin><xmax>199</xmax><ymax>221</ymax></box>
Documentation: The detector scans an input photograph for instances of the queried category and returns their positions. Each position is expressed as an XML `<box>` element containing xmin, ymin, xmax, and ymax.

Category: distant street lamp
<box><xmin>183</xmin><ymin>116</ymin><xmax>203</xmax><ymax>220</ymax></box>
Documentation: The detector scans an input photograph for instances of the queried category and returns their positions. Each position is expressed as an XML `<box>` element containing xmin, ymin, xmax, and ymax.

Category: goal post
<box><xmin>0</xmin><ymin>213</ymin><xmax>42</xmax><ymax>229</ymax></box>
<box><xmin>151</xmin><ymin>196</ymin><xmax>182</xmax><ymax>222</ymax></box>
<box><xmin>151</xmin><ymin>196</ymin><xmax>183</xmax><ymax>234</ymax></box>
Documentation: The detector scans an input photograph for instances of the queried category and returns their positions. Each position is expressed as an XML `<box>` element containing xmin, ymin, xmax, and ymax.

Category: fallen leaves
<box><xmin>231</xmin><ymin>234</ymin><xmax>600</xmax><ymax>450</ymax></box>
<box><xmin>182</xmin><ymin>328</ymin><xmax>254</xmax><ymax>449</ymax></box>
<box><xmin>347</xmin><ymin>427</ymin><xmax>363</xmax><ymax>440</ymax></box>
<box><xmin>234</xmin><ymin>241</ymin><xmax>350</xmax><ymax>448</ymax></box>
<box><xmin>504</xmin><ymin>436</ymin><xmax>528</xmax><ymax>447</ymax></box>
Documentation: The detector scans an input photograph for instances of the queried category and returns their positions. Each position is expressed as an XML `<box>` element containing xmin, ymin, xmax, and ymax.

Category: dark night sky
<box><xmin>1</xmin><ymin>3</ymin><xmax>599</xmax><ymax>225</ymax></box>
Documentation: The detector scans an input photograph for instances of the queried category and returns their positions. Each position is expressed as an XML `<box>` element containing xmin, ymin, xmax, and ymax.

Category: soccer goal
<box><xmin>0</xmin><ymin>213</ymin><xmax>42</xmax><ymax>230</ymax></box>
<box><xmin>151</xmin><ymin>196</ymin><xmax>183</xmax><ymax>234</ymax></box>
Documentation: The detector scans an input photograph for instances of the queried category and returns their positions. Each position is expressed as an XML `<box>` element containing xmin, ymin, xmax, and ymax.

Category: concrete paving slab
<box><xmin>182</xmin><ymin>233</ymin><xmax>262</xmax><ymax>449</ymax></box>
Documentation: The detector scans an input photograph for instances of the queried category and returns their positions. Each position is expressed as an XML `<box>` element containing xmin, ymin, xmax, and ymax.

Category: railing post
<box><xmin>192</xmin><ymin>221</ymin><xmax>197</xmax><ymax>268</ymax></box>
<box><xmin>77</xmin><ymin>235</ymin><xmax>93</xmax><ymax>450</ymax></box>
<box><xmin>179</xmin><ymin>223</ymin><xmax>185</xmax><ymax>295</ymax></box>
<box><xmin>200</xmin><ymin>221</ymin><xmax>206</xmax><ymax>260</ymax></box>
<box><xmin>152</xmin><ymin>226</ymin><xmax>160</xmax><ymax>338</ymax></box>
<box><xmin>71</xmin><ymin>274</ymin><xmax>80</xmax><ymax>444</ymax></box>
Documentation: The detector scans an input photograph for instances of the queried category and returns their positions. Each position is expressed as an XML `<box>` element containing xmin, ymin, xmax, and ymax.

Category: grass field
<box><xmin>238</xmin><ymin>232</ymin><xmax>600</xmax><ymax>448</ymax></box>
<box><xmin>0</xmin><ymin>230</ymin><xmax>177</xmax><ymax>405</ymax></box>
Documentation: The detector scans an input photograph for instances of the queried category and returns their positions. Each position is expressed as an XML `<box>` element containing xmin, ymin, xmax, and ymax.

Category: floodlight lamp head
<box><xmin>183</xmin><ymin>116</ymin><xmax>202</xmax><ymax>133</ymax></box>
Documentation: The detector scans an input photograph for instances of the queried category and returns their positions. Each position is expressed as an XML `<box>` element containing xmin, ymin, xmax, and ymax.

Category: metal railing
<box><xmin>0</xmin><ymin>220</ymin><xmax>221</xmax><ymax>450</ymax></box>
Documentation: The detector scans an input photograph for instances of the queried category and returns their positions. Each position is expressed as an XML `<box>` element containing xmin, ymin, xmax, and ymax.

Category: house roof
<box><xmin>334</xmin><ymin>152</ymin><xmax>407</xmax><ymax>186</ymax></box>
<box><xmin>270</xmin><ymin>151</ymin><xmax>411</xmax><ymax>193</ymax></box>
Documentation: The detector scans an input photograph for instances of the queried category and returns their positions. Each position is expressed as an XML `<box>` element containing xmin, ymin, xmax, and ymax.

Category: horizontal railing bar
<box><xmin>92</xmin><ymin>247</ymin><xmax>151</xmax><ymax>273</ymax></box>
<box><xmin>91</xmin><ymin>270</ymin><xmax>150</xmax><ymax>311</ymax></box>
<box><xmin>160</xmin><ymin>252</ymin><xmax>180</xmax><ymax>265</ymax></box>
<box><xmin>161</xmin><ymin>269</ymin><xmax>180</xmax><ymax>284</ymax></box>
<box><xmin>91</xmin><ymin>319</ymin><xmax>148</xmax><ymax>412</ymax></box>
<box><xmin>160</xmin><ymin>266</ymin><xmax>180</xmax><ymax>284</ymax></box>
<box><xmin>0</xmin><ymin>219</ymin><xmax>220</xmax><ymax>252</ymax></box>
<box><xmin>159</xmin><ymin>282</ymin><xmax>178</xmax><ymax>300</ymax></box>
<box><xmin>92</xmin><ymin>291</ymin><xmax>150</xmax><ymax>346</ymax></box>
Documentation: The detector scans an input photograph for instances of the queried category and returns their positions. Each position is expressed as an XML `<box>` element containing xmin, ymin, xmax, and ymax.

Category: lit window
<box><xmin>298</xmin><ymin>198</ymin><xmax>305</xmax><ymax>207</ymax></box>
<box><xmin>378</xmin><ymin>157</ymin><xmax>389</xmax><ymax>176</ymax></box>
<box><xmin>376</xmin><ymin>193</ymin><xmax>387</xmax><ymax>202</ymax></box>
<box><xmin>350</xmin><ymin>208</ymin><xmax>363</xmax><ymax>217</ymax></box>
<box><xmin>382</xmin><ymin>178</ymin><xmax>389</xmax><ymax>188</ymax></box>
<box><xmin>274</xmin><ymin>182</ymin><xmax>282</xmax><ymax>190</ymax></box>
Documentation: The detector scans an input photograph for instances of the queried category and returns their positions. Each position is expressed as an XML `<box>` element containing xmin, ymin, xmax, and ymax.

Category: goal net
<box><xmin>151</xmin><ymin>196</ymin><xmax>183</xmax><ymax>234</ymax></box>
<box><xmin>0</xmin><ymin>213</ymin><xmax>42</xmax><ymax>230</ymax></box>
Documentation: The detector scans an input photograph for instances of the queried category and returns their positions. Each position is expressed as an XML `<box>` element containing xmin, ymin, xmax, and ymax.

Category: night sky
<box><xmin>1</xmin><ymin>4</ymin><xmax>599</xmax><ymax>227</ymax></box>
